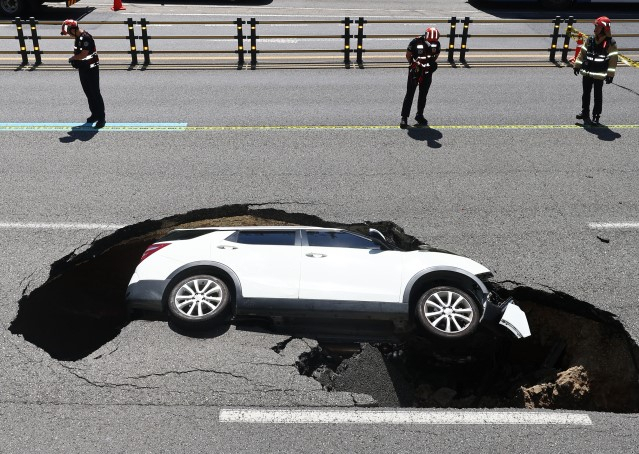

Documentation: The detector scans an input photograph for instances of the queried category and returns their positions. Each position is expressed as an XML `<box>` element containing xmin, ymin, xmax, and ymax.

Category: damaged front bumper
<box><xmin>482</xmin><ymin>294</ymin><xmax>531</xmax><ymax>339</ymax></box>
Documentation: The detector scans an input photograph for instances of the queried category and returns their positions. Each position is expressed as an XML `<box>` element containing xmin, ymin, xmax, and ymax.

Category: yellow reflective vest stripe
<box><xmin>573</xmin><ymin>35</ymin><xmax>618</xmax><ymax>80</ymax></box>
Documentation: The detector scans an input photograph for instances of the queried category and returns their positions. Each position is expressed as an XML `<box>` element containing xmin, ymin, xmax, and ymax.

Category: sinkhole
<box><xmin>9</xmin><ymin>204</ymin><xmax>639</xmax><ymax>412</ymax></box>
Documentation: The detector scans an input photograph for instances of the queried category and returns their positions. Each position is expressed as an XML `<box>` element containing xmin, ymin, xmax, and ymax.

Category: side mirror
<box><xmin>368</xmin><ymin>228</ymin><xmax>391</xmax><ymax>250</ymax></box>
<box><xmin>368</xmin><ymin>228</ymin><xmax>387</xmax><ymax>242</ymax></box>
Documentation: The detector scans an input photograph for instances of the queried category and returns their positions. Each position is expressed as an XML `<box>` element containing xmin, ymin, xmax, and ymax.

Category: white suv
<box><xmin>125</xmin><ymin>226</ymin><xmax>530</xmax><ymax>340</ymax></box>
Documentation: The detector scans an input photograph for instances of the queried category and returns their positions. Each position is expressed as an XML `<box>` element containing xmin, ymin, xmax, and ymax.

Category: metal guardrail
<box><xmin>1</xmin><ymin>16</ymin><xmax>637</xmax><ymax>69</ymax></box>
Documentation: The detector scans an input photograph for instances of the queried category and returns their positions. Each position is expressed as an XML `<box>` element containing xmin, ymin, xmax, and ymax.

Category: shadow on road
<box><xmin>406</xmin><ymin>127</ymin><xmax>443</xmax><ymax>148</ymax></box>
<box><xmin>467</xmin><ymin>0</ymin><xmax>639</xmax><ymax>19</ymax></box>
<box><xmin>169</xmin><ymin>320</ymin><xmax>231</xmax><ymax>338</ymax></box>
<box><xmin>612</xmin><ymin>82</ymin><xmax>639</xmax><ymax>98</ymax></box>
<box><xmin>28</xmin><ymin>5</ymin><xmax>95</xmax><ymax>20</ymax></box>
<box><xmin>576</xmin><ymin>123</ymin><xmax>621</xmax><ymax>142</ymax></box>
<box><xmin>130</xmin><ymin>0</ymin><xmax>273</xmax><ymax>5</ymax></box>
<box><xmin>59</xmin><ymin>123</ymin><xmax>100</xmax><ymax>143</ymax></box>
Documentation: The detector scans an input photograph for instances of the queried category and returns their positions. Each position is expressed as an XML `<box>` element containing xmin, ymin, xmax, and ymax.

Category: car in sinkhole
<box><xmin>125</xmin><ymin>226</ymin><xmax>530</xmax><ymax>341</ymax></box>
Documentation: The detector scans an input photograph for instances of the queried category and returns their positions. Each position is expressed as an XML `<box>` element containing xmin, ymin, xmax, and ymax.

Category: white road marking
<box><xmin>219</xmin><ymin>409</ymin><xmax>593</xmax><ymax>425</ymax></box>
<box><xmin>0</xmin><ymin>222</ymin><xmax>125</xmax><ymax>230</ymax></box>
<box><xmin>89</xmin><ymin>4</ymin><xmax>438</xmax><ymax>13</ymax></box>
<box><xmin>133</xmin><ymin>13</ymin><xmax>450</xmax><ymax>19</ymax></box>
<box><xmin>588</xmin><ymin>223</ymin><xmax>639</xmax><ymax>229</ymax></box>
<box><xmin>260</xmin><ymin>39</ymin><xmax>300</xmax><ymax>44</ymax></box>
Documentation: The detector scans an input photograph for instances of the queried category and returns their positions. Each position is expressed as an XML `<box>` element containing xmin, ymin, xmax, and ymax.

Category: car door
<box><xmin>214</xmin><ymin>230</ymin><xmax>301</xmax><ymax>299</ymax></box>
<box><xmin>299</xmin><ymin>230</ymin><xmax>403</xmax><ymax>303</ymax></box>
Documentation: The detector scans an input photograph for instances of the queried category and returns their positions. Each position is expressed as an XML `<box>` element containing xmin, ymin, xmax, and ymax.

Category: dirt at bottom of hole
<box><xmin>377</xmin><ymin>298</ymin><xmax>639</xmax><ymax>411</ymax></box>
<box><xmin>518</xmin><ymin>366</ymin><xmax>590</xmax><ymax>409</ymax></box>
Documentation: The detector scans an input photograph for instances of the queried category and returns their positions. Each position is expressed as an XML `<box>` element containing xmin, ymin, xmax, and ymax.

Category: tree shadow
<box><xmin>59</xmin><ymin>123</ymin><xmax>100</xmax><ymax>143</ymax></box>
<box><xmin>131</xmin><ymin>0</ymin><xmax>273</xmax><ymax>4</ymax></box>
<box><xmin>467</xmin><ymin>0</ymin><xmax>639</xmax><ymax>19</ymax></box>
<box><xmin>30</xmin><ymin>5</ymin><xmax>95</xmax><ymax>20</ymax></box>
<box><xmin>406</xmin><ymin>126</ymin><xmax>443</xmax><ymax>148</ymax></box>
<box><xmin>576</xmin><ymin>123</ymin><xmax>621</xmax><ymax>142</ymax></box>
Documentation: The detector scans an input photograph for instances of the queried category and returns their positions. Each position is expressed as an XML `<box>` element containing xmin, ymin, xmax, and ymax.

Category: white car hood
<box><xmin>409</xmin><ymin>250</ymin><xmax>491</xmax><ymax>276</ymax></box>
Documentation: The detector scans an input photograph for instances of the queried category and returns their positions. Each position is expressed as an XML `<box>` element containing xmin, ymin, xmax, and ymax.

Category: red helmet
<box><xmin>594</xmin><ymin>16</ymin><xmax>611</xmax><ymax>33</ymax></box>
<box><xmin>60</xmin><ymin>19</ymin><xmax>78</xmax><ymax>36</ymax></box>
<box><xmin>425</xmin><ymin>27</ymin><xmax>440</xmax><ymax>43</ymax></box>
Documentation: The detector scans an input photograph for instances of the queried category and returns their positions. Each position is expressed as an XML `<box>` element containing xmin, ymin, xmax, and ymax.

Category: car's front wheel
<box><xmin>415</xmin><ymin>286</ymin><xmax>480</xmax><ymax>340</ymax></box>
<box><xmin>167</xmin><ymin>274</ymin><xmax>230</xmax><ymax>327</ymax></box>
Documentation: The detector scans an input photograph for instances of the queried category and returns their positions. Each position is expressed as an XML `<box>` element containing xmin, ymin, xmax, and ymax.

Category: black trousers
<box><xmin>401</xmin><ymin>71</ymin><xmax>432</xmax><ymax>118</ymax></box>
<box><xmin>582</xmin><ymin>76</ymin><xmax>604</xmax><ymax>116</ymax></box>
<box><xmin>79</xmin><ymin>68</ymin><xmax>105</xmax><ymax>120</ymax></box>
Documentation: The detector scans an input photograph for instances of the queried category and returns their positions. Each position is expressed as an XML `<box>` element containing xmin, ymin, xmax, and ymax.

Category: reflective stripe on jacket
<box><xmin>574</xmin><ymin>35</ymin><xmax>617</xmax><ymax>80</ymax></box>
<box><xmin>74</xmin><ymin>31</ymin><xmax>100</xmax><ymax>69</ymax></box>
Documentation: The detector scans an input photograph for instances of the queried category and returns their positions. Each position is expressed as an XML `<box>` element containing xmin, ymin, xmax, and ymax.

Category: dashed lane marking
<box><xmin>218</xmin><ymin>409</ymin><xmax>593</xmax><ymax>425</ymax></box>
<box><xmin>0</xmin><ymin>222</ymin><xmax>125</xmax><ymax>230</ymax></box>
<box><xmin>2</xmin><ymin>222</ymin><xmax>636</xmax><ymax>232</ymax></box>
<box><xmin>1</xmin><ymin>123</ymin><xmax>638</xmax><ymax>132</ymax></box>
<box><xmin>588</xmin><ymin>223</ymin><xmax>639</xmax><ymax>229</ymax></box>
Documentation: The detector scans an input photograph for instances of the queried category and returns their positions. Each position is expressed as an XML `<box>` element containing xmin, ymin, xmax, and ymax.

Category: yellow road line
<box><xmin>182</xmin><ymin>124</ymin><xmax>639</xmax><ymax>131</ymax></box>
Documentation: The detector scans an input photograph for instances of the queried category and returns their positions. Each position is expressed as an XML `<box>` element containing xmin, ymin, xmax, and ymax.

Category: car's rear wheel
<box><xmin>415</xmin><ymin>286</ymin><xmax>480</xmax><ymax>340</ymax></box>
<box><xmin>1</xmin><ymin>0</ymin><xmax>28</xmax><ymax>16</ymax></box>
<box><xmin>167</xmin><ymin>274</ymin><xmax>230</xmax><ymax>327</ymax></box>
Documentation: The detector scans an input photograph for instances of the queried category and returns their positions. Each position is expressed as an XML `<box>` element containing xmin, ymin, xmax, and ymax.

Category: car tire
<box><xmin>1</xmin><ymin>0</ymin><xmax>28</xmax><ymax>16</ymax></box>
<box><xmin>167</xmin><ymin>274</ymin><xmax>230</xmax><ymax>327</ymax></box>
<box><xmin>415</xmin><ymin>286</ymin><xmax>480</xmax><ymax>340</ymax></box>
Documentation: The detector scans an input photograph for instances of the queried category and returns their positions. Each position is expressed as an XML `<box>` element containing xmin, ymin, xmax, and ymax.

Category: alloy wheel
<box><xmin>422</xmin><ymin>289</ymin><xmax>475</xmax><ymax>334</ymax></box>
<box><xmin>174</xmin><ymin>277</ymin><xmax>224</xmax><ymax>318</ymax></box>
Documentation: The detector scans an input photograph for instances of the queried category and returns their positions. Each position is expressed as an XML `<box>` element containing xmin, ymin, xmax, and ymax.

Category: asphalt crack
<box><xmin>92</xmin><ymin>344</ymin><xmax>121</xmax><ymax>360</ymax></box>
<box><xmin>126</xmin><ymin>369</ymin><xmax>253</xmax><ymax>383</ymax></box>
<box><xmin>58</xmin><ymin>363</ymin><xmax>159</xmax><ymax>390</ymax></box>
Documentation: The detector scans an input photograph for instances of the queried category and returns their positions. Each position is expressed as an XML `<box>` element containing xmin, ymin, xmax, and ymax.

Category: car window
<box><xmin>235</xmin><ymin>231</ymin><xmax>296</xmax><ymax>246</ymax></box>
<box><xmin>307</xmin><ymin>231</ymin><xmax>377</xmax><ymax>249</ymax></box>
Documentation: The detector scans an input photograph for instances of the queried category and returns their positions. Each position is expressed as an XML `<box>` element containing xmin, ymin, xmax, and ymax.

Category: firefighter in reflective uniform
<box><xmin>61</xmin><ymin>19</ymin><xmax>106</xmax><ymax>128</ymax></box>
<box><xmin>573</xmin><ymin>16</ymin><xmax>618</xmax><ymax>125</ymax></box>
<box><xmin>400</xmin><ymin>27</ymin><xmax>441</xmax><ymax>129</ymax></box>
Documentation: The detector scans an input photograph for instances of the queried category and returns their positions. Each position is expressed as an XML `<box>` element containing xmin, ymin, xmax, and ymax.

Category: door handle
<box><xmin>305</xmin><ymin>253</ymin><xmax>327</xmax><ymax>258</ymax></box>
<box><xmin>217</xmin><ymin>245</ymin><xmax>238</xmax><ymax>250</ymax></box>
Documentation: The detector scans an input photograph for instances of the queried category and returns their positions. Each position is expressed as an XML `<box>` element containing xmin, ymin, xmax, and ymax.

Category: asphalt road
<box><xmin>1</xmin><ymin>0</ymin><xmax>639</xmax><ymax>453</ymax></box>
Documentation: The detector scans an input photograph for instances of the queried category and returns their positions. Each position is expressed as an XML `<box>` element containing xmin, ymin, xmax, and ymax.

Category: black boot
<box><xmin>591</xmin><ymin>114</ymin><xmax>600</xmax><ymax>125</ymax></box>
<box><xmin>575</xmin><ymin>110</ymin><xmax>589</xmax><ymax>120</ymax></box>
<box><xmin>400</xmin><ymin>117</ymin><xmax>408</xmax><ymax>129</ymax></box>
<box><xmin>414</xmin><ymin>114</ymin><xmax>428</xmax><ymax>126</ymax></box>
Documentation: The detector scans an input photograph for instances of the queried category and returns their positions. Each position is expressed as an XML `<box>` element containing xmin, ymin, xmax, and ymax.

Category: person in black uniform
<box><xmin>400</xmin><ymin>27</ymin><xmax>441</xmax><ymax>129</ymax></box>
<box><xmin>572</xmin><ymin>16</ymin><xmax>618</xmax><ymax>125</ymax></box>
<box><xmin>61</xmin><ymin>19</ymin><xmax>106</xmax><ymax>128</ymax></box>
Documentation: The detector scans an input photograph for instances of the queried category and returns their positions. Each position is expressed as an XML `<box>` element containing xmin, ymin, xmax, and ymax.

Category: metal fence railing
<box><xmin>1</xmin><ymin>16</ymin><xmax>637</xmax><ymax>69</ymax></box>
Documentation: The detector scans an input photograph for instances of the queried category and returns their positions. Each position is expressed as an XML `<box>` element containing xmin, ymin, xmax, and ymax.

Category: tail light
<box><xmin>140</xmin><ymin>242</ymin><xmax>170</xmax><ymax>263</ymax></box>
